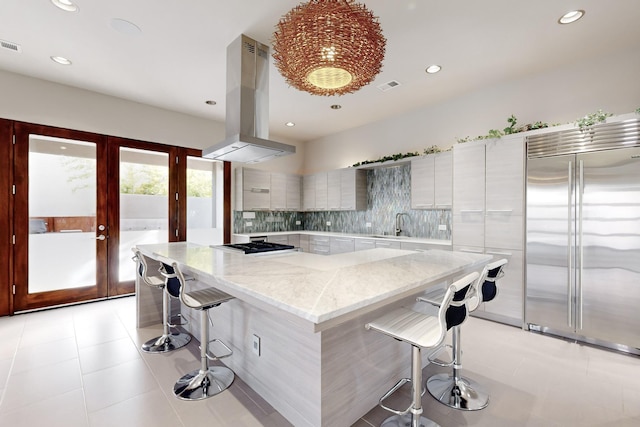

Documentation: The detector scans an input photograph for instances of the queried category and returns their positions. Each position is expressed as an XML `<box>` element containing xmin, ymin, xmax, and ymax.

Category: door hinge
<box><xmin>176</xmin><ymin>156</ymin><xmax>179</xmax><ymax>164</ymax></box>
<box><xmin>12</xmin><ymin>134</ymin><xmax>16</xmax><ymax>144</ymax></box>
<box><xmin>13</xmin><ymin>285</ymin><xmax>16</xmax><ymax>295</ymax></box>
<box><xmin>175</xmin><ymin>229</ymin><xmax>179</xmax><ymax>237</ymax></box>
<box><xmin>12</xmin><ymin>235</ymin><xmax>16</xmax><ymax>245</ymax></box>
<box><xmin>12</xmin><ymin>184</ymin><xmax>16</xmax><ymax>195</ymax></box>
<box><xmin>175</xmin><ymin>192</ymin><xmax>179</xmax><ymax>201</ymax></box>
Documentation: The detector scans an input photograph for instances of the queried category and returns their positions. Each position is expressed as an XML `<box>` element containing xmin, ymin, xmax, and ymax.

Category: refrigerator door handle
<box><xmin>567</xmin><ymin>160</ymin><xmax>573</xmax><ymax>328</ymax></box>
<box><xmin>577</xmin><ymin>160</ymin><xmax>584</xmax><ymax>330</ymax></box>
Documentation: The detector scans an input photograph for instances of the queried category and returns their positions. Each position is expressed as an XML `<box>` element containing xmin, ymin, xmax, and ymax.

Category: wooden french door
<box><xmin>13</xmin><ymin>123</ymin><xmax>109</xmax><ymax>311</ymax></box>
<box><xmin>7</xmin><ymin>120</ymin><xmax>220</xmax><ymax>314</ymax></box>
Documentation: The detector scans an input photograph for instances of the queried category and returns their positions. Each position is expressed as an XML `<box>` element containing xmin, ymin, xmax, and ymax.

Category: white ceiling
<box><xmin>1</xmin><ymin>1</ymin><xmax>639</xmax><ymax>143</ymax></box>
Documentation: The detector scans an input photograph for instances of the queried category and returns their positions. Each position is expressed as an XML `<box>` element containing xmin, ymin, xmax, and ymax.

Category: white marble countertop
<box><xmin>233</xmin><ymin>230</ymin><xmax>451</xmax><ymax>246</ymax></box>
<box><xmin>136</xmin><ymin>242</ymin><xmax>488</xmax><ymax>331</ymax></box>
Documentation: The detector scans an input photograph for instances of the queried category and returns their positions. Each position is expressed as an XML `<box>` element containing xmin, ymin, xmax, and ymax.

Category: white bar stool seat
<box><xmin>163</xmin><ymin>262</ymin><xmax>236</xmax><ymax>401</ymax></box>
<box><xmin>365</xmin><ymin>271</ymin><xmax>479</xmax><ymax>427</ymax></box>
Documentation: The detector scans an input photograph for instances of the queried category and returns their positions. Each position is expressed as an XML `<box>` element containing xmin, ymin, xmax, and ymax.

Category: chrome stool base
<box><xmin>173</xmin><ymin>366</ymin><xmax>234</xmax><ymax>401</ymax></box>
<box><xmin>381</xmin><ymin>414</ymin><xmax>440</xmax><ymax>427</ymax></box>
<box><xmin>141</xmin><ymin>332</ymin><xmax>191</xmax><ymax>353</ymax></box>
<box><xmin>426</xmin><ymin>373</ymin><xmax>489</xmax><ymax>411</ymax></box>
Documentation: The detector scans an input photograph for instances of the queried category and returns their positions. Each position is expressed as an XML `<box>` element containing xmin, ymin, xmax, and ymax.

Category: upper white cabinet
<box><xmin>411</xmin><ymin>152</ymin><xmax>452</xmax><ymax>209</ymax></box>
<box><xmin>315</xmin><ymin>172</ymin><xmax>328</xmax><ymax>210</ymax></box>
<box><xmin>340</xmin><ymin>169</ymin><xmax>367</xmax><ymax>211</ymax></box>
<box><xmin>485</xmin><ymin>134</ymin><xmax>525</xmax><ymax>216</ymax></box>
<box><xmin>302</xmin><ymin>174</ymin><xmax>316</xmax><ymax>211</ymax></box>
<box><xmin>270</xmin><ymin>172</ymin><xmax>287</xmax><ymax>210</ymax></box>
<box><xmin>236</xmin><ymin>167</ymin><xmax>271</xmax><ymax>211</ymax></box>
<box><xmin>411</xmin><ymin>156</ymin><xmax>435</xmax><ymax>209</ymax></box>
<box><xmin>304</xmin><ymin>169</ymin><xmax>366</xmax><ymax>211</ymax></box>
<box><xmin>327</xmin><ymin>170</ymin><xmax>342</xmax><ymax>210</ymax></box>
<box><xmin>285</xmin><ymin>174</ymin><xmax>301</xmax><ymax>210</ymax></box>
<box><xmin>434</xmin><ymin>151</ymin><xmax>453</xmax><ymax>208</ymax></box>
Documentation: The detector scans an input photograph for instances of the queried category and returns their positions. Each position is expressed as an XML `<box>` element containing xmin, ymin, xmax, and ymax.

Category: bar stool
<box><xmin>162</xmin><ymin>262</ymin><xmax>236</xmax><ymax>401</ymax></box>
<box><xmin>133</xmin><ymin>249</ymin><xmax>191</xmax><ymax>353</ymax></box>
<box><xmin>422</xmin><ymin>258</ymin><xmax>508</xmax><ymax>411</ymax></box>
<box><xmin>365</xmin><ymin>272</ymin><xmax>479</xmax><ymax>427</ymax></box>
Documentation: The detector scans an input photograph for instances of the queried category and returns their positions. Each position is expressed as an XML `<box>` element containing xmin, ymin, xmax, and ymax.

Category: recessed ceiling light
<box><xmin>205</xmin><ymin>100</ymin><xmax>217</xmax><ymax>106</ymax></box>
<box><xmin>51</xmin><ymin>56</ymin><xmax>72</xmax><ymax>65</ymax></box>
<box><xmin>60</xmin><ymin>146</ymin><xmax>67</xmax><ymax>150</ymax></box>
<box><xmin>51</xmin><ymin>0</ymin><xmax>79</xmax><ymax>12</ymax></box>
<box><xmin>330</xmin><ymin>104</ymin><xmax>342</xmax><ymax>110</ymax></box>
<box><xmin>558</xmin><ymin>10</ymin><xmax>585</xmax><ymax>24</ymax></box>
<box><xmin>425</xmin><ymin>65</ymin><xmax>442</xmax><ymax>74</ymax></box>
<box><xmin>110</xmin><ymin>18</ymin><xmax>142</xmax><ymax>36</ymax></box>
<box><xmin>285</xmin><ymin>122</ymin><xmax>295</xmax><ymax>127</ymax></box>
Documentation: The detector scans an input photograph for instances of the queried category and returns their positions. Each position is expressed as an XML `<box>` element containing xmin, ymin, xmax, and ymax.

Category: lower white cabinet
<box><xmin>374</xmin><ymin>240</ymin><xmax>401</xmax><ymax>249</ymax></box>
<box><xmin>330</xmin><ymin>237</ymin><xmax>355</xmax><ymax>254</ymax></box>
<box><xmin>354</xmin><ymin>239</ymin><xmax>376</xmax><ymax>251</ymax></box>
<box><xmin>309</xmin><ymin>235</ymin><xmax>331</xmax><ymax>255</ymax></box>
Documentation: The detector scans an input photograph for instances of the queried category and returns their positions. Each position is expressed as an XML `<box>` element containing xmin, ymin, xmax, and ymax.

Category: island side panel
<box><xmin>320</xmin><ymin>295</ymin><xmax>432</xmax><ymax>426</ymax></box>
<box><xmin>178</xmin><ymin>288</ymin><xmax>322</xmax><ymax>427</ymax></box>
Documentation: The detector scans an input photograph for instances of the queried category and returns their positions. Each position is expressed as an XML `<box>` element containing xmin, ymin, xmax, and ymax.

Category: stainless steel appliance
<box><xmin>217</xmin><ymin>241</ymin><xmax>295</xmax><ymax>255</ymax></box>
<box><xmin>203</xmin><ymin>34</ymin><xmax>295</xmax><ymax>163</ymax></box>
<box><xmin>525</xmin><ymin>117</ymin><xmax>640</xmax><ymax>352</ymax></box>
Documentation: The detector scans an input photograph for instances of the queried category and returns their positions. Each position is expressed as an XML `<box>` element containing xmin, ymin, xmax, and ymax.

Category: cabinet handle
<box><xmin>314</xmin><ymin>249</ymin><xmax>329</xmax><ymax>253</ymax></box>
<box><xmin>376</xmin><ymin>243</ymin><xmax>393</xmax><ymax>247</ymax></box>
<box><xmin>251</xmin><ymin>188</ymin><xmax>270</xmax><ymax>194</ymax></box>
<box><xmin>486</xmin><ymin>209</ymin><xmax>513</xmax><ymax>214</ymax></box>
<box><xmin>458</xmin><ymin>248</ymin><xmax>484</xmax><ymax>253</ymax></box>
<box><xmin>486</xmin><ymin>250</ymin><xmax>512</xmax><ymax>256</ymax></box>
<box><xmin>435</xmin><ymin>204</ymin><xmax>452</xmax><ymax>208</ymax></box>
<box><xmin>415</xmin><ymin>204</ymin><xmax>434</xmax><ymax>208</ymax></box>
<box><xmin>334</xmin><ymin>238</ymin><xmax>352</xmax><ymax>242</ymax></box>
<box><xmin>460</xmin><ymin>209</ymin><xmax>483</xmax><ymax>213</ymax></box>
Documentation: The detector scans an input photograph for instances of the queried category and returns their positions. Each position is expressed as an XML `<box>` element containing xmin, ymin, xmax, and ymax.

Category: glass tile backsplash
<box><xmin>233</xmin><ymin>165</ymin><xmax>451</xmax><ymax>240</ymax></box>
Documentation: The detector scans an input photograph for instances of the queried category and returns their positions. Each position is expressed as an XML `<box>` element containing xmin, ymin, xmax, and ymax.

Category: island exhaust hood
<box><xmin>203</xmin><ymin>35</ymin><xmax>295</xmax><ymax>163</ymax></box>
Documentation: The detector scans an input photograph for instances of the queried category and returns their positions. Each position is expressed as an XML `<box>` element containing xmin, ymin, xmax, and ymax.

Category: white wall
<box><xmin>303</xmin><ymin>46</ymin><xmax>640</xmax><ymax>173</ymax></box>
<box><xmin>0</xmin><ymin>69</ymin><xmax>306</xmax><ymax>175</ymax></box>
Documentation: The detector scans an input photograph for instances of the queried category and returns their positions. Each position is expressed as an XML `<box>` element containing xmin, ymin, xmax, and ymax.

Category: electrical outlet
<box><xmin>366</xmin><ymin>222</ymin><xmax>372</xmax><ymax>228</ymax></box>
<box><xmin>252</xmin><ymin>334</ymin><xmax>261</xmax><ymax>356</ymax></box>
<box><xmin>243</xmin><ymin>212</ymin><xmax>256</xmax><ymax>219</ymax></box>
<box><xmin>246</xmin><ymin>221</ymin><xmax>253</xmax><ymax>227</ymax></box>
<box><xmin>438</xmin><ymin>224</ymin><xmax>447</xmax><ymax>231</ymax></box>
<box><xmin>326</xmin><ymin>221</ymin><xmax>331</xmax><ymax>226</ymax></box>
<box><xmin>296</xmin><ymin>220</ymin><xmax>301</xmax><ymax>225</ymax></box>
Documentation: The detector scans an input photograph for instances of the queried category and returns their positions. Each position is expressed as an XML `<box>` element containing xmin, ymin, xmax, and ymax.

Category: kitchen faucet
<box><xmin>395</xmin><ymin>212</ymin><xmax>409</xmax><ymax>236</ymax></box>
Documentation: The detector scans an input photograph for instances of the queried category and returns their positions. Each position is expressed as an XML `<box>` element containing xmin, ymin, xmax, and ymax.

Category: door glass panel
<box><xmin>119</xmin><ymin>148</ymin><xmax>169</xmax><ymax>281</ymax></box>
<box><xmin>29</xmin><ymin>135</ymin><xmax>97</xmax><ymax>293</ymax></box>
<box><xmin>186</xmin><ymin>157</ymin><xmax>223</xmax><ymax>246</ymax></box>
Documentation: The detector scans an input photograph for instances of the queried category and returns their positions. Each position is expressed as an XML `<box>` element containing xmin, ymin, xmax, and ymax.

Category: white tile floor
<box><xmin>0</xmin><ymin>296</ymin><xmax>639</xmax><ymax>427</ymax></box>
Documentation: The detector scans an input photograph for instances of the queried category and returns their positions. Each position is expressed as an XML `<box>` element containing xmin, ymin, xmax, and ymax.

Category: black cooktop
<box><xmin>222</xmin><ymin>241</ymin><xmax>295</xmax><ymax>254</ymax></box>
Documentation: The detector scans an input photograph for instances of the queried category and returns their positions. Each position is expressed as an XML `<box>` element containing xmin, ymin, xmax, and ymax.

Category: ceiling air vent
<box><xmin>0</xmin><ymin>39</ymin><xmax>22</xmax><ymax>53</ymax></box>
<box><xmin>377</xmin><ymin>80</ymin><xmax>401</xmax><ymax>92</ymax></box>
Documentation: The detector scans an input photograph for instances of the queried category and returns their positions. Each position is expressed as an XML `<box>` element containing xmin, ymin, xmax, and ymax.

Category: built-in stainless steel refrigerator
<box><xmin>525</xmin><ymin>118</ymin><xmax>640</xmax><ymax>352</ymax></box>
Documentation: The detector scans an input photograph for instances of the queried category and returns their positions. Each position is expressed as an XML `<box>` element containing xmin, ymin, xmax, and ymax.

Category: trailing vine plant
<box><xmin>636</xmin><ymin>107</ymin><xmax>640</xmax><ymax>114</ymax></box>
<box><xmin>575</xmin><ymin>109</ymin><xmax>613</xmax><ymax>130</ymax></box>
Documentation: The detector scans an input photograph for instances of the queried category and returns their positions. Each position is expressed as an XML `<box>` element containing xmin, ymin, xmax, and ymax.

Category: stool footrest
<box><xmin>168</xmin><ymin>313</ymin><xmax>189</xmax><ymax>328</ymax></box>
<box><xmin>380</xmin><ymin>378</ymin><xmax>412</xmax><ymax>415</ymax></box>
<box><xmin>199</xmin><ymin>338</ymin><xmax>233</xmax><ymax>361</ymax></box>
<box><xmin>427</xmin><ymin>343</ymin><xmax>454</xmax><ymax>367</ymax></box>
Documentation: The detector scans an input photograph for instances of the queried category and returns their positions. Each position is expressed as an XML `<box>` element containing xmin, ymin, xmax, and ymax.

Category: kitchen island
<box><xmin>136</xmin><ymin>242</ymin><xmax>490</xmax><ymax>427</ymax></box>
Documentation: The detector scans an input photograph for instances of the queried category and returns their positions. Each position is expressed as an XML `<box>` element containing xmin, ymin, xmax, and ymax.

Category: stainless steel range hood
<box><xmin>203</xmin><ymin>34</ymin><xmax>295</xmax><ymax>163</ymax></box>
